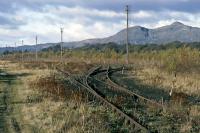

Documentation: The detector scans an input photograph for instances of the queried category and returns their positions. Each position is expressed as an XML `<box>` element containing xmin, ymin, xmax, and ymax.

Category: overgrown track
<box><xmin>57</xmin><ymin>67</ymin><xmax>149</xmax><ymax>133</ymax></box>
<box><xmin>106</xmin><ymin>66</ymin><xmax>163</xmax><ymax>108</ymax></box>
<box><xmin>87</xmin><ymin>66</ymin><xmax>162</xmax><ymax>108</ymax></box>
<box><xmin>86</xmin><ymin>66</ymin><xmax>149</xmax><ymax>132</ymax></box>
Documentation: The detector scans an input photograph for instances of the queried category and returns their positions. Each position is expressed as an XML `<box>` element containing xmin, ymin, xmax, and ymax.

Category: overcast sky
<box><xmin>1</xmin><ymin>0</ymin><xmax>200</xmax><ymax>46</ymax></box>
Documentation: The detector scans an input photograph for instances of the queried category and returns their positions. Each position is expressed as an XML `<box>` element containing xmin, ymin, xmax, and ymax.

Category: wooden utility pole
<box><xmin>6</xmin><ymin>44</ymin><xmax>7</xmax><ymax>52</ymax></box>
<box><xmin>35</xmin><ymin>36</ymin><xmax>38</xmax><ymax>61</ymax></box>
<box><xmin>125</xmin><ymin>5</ymin><xmax>129</xmax><ymax>64</ymax></box>
<box><xmin>14</xmin><ymin>42</ymin><xmax>16</xmax><ymax>52</ymax></box>
<box><xmin>21</xmin><ymin>40</ymin><xmax>24</xmax><ymax>62</ymax></box>
<box><xmin>60</xmin><ymin>28</ymin><xmax>64</xmax><ymax>60</ymax></box>
<box><xmin>14</xmin><ymin>42</ymin><xmax>16</xmax><ymax>59</ymax></box>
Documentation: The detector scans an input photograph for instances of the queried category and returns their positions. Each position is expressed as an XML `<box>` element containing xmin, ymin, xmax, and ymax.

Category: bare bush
<box><xmin>29</xmin><ymin>73</ymin><xmax>87</xmax><ymax>103</ymax></box>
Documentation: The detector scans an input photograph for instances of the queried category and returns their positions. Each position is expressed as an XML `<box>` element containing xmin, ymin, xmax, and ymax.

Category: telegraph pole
<box><xmin>125</xmin><ymin>5</ymin><xmax>129</xmax><ymax>64</ymax></box>
<box><xmin>6</xmin><ymin>44</ymin><xmax>8</xmax><ymax>52</ymax></box>
<box><xmin>60</xmin><ymin>28</ymin><xmax>64</xmax><ymax>60</ymax></box>
<box><xmin>14</xmin><ymin>42</ymin><xmax>16</xmax><ymax>52</ymax></box>
<box><xmin>35</xmin><ymin>36</ymin><xmax>38</xmax><ymax>61</ymax></box>
<box><xmin>21</xmin><ymin>40</ymin><xmax>24</xmax><ymax>62</ymax></box>
<box><xmin>14</xmin><ymin>42</ymin><xmax>17</xmax><ymax>59</ymax></box>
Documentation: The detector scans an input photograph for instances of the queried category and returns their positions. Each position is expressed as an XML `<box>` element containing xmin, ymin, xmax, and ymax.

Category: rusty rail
<box><xmin>106</xmin><ymin>66</ymin><xmax>163</xmax><ymax>107</ymax></box>
<box><xmin>57</xmin><ymin>66</ymin><xmax>150</xmax><ymax>132</ymax></box>
<box><xmin>85</xmin><ymin>66</ymin><xmax>149</xmax><ymax>132</ymax></box>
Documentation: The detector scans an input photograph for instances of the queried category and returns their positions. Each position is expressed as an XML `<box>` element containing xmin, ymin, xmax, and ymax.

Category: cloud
<box><xmin>0</xmin><ymin>11</ymin><xmax>26</xmax><ymax>29</ymax></box>
<box><xmin>44</xmin><ymin>5</ymin><xmax>124</xmax><ymax>18</ymax></box>
<box><xmin>0</xmin><ymin>5</ymin><xmax>125</xmax><ymax>46</ymax></box>
<box><xmin>0</xmin><ymin>0</ymin><xmax>200</xmax><ymax>46</ymax></box>
<box><xmin>2</xmin><ymin>0</ymin><xmax>200</xmax><ymax>13</ymax></box>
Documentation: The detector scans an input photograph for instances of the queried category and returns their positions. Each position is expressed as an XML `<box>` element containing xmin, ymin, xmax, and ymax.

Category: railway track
<box><xmin>86</xmin><ymin>67</ymin><xmax>149</xmax><ymax>132</ymax></box>
<box><xmin>106</xmin><ymin>66</ymin><xmax>163</xmax><ymax>108</ymax></box>
<box><xmin>86</xmin><ymin>66</ymin><xmax>162</xmax><ymax>108</ymax></box>
<box><xmin>57</xmin><ymin>66</ymin><xmax>150</xmax><ymax>132</ymax></box>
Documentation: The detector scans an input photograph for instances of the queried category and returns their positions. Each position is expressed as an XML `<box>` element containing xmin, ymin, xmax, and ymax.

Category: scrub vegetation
<box><xmin>0</xmin><ymin>42</ymin><xmax>200</xmax><ymax>132</ymax></box>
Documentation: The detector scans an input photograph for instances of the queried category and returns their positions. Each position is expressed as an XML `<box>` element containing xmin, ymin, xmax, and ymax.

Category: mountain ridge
<box><xmin>1</xmin><ymin>21</ymin><xmax>200</xmax><ymax>53</ymax></box>
<box><xmin>69</xmin><ymin>21</ymin><xmax>200</xmax><ymax>46</ymax></box>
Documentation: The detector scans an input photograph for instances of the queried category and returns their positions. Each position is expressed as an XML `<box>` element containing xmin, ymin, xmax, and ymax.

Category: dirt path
<box><xmin>0</xmin><ymin>71</ymin><xmax>21</xmax><ymax>133</ymax></box>
<box><xmin>0</xmin><ymin>82</ymin><xmax>9</xmax><ymax>132</ymax></box>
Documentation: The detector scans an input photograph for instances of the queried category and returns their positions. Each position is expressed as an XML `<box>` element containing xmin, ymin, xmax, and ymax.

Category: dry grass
<box><xmin>130</xmin><ymin>65</ymin><xmax>200</xmax><ymax>132</ymax></box>
<box><xmin>58</xmin><ymin>61</ymin><xmax>94</xmax><ymax>74</ymax></box>
<box><xmin>20</xmin><ymin>82</ymin><xmax>110</xmax><ymax>133</ymax></box>
<box><xmin>30</xmin><ymin>73</ymin><xmax>66</xmax><ymax>98</ymax></box>
<box><xmin>0</xmin><ymin>60</ymin><xmax>114</xmax><ymax>133</ymax></box>
<box><xmin>30</xmin><ymin>72</ymin><xmax>89</xmax><ymax>102</ymax></box>
<box><xmin>134</xmin><ymin>67</ymin><xmax>200</xmax><ymax>96</ymax></box>
<box><xmin>1</xmin><ymin>53</ymin><xmax>199</xmax><ymax>132</ymax></box>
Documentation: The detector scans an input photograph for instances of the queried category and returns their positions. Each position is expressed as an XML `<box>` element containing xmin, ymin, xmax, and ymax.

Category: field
<box><xmin>0</xmin><ymin>44</ymin><xmax>200</xmax><ymax>133</ymax></box>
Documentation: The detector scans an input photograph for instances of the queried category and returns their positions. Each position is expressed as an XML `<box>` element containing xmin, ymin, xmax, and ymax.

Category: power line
<box><xmin>125</xmin><ymin>5</ymin><xmax>129</xmax><ymax>64</ymax></box>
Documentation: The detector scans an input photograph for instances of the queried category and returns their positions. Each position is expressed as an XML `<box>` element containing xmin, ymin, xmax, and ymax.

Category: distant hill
<box><xmin>75</xmin><ymin>22</ymin><xmax>200</xmax><ymax>45</ymax></box>
<box><xmin>0</xmin><ymin>43</ymin><xmax>59</xmax><ymax>54</ymax></box>
<box><xmin>1</xmin><ymin>21</ymin><xmax>200</xmax><ymax>53</ymax></box>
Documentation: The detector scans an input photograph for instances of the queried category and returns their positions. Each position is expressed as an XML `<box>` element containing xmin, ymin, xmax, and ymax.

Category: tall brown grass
<box><xmin>30</xmin><ymin>72</ymin><xmax>88</xmax><ymax>103</ymax></box>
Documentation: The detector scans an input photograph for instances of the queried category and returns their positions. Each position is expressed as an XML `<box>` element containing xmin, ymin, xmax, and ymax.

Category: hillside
<box><xmin>1</xmin><ymin>22</ymin><xmax>200</xmax><ymax>53</ymax></box>
<box><xmin>76</xmin><ymin>22</ymin><xmax>200</xmax><ymax>45</ymax></box>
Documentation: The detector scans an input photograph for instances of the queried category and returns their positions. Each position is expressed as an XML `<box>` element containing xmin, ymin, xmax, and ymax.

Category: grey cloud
<box><xmin>1</xmin><ymin>0</ymin><xmax>200</xmax><ymax>13</ymax></box>
<box><xmin>0</xmin><ymin>0</ymin><xmax>200</xmax><ymax>45</ymax></box>
<box><xmin>0</xmin><ymin>16</ymin><xmax>12</xmax><ymax>25</ymax></box>
<box><xmin>0</xmin><ymin>14</ymin><xmax>26</xmax><ymax>29</ymax></box>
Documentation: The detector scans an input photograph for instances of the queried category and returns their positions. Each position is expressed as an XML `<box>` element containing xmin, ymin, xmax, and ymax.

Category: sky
<box><xmin>1</xmin><ymin>0</ymin><xmax>200</xmax><ymax>46</ymax></box>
